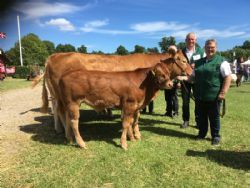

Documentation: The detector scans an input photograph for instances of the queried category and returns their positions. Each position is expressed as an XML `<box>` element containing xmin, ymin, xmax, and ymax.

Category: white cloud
<box><xmin>14</xmin><ymin>1</ymin><xmax>91</xmax><ymax>19</ymax></box>
<box><xmin>130</xmin><ymin>21</ymin><xmax>189</xmax><ymax>32</ymax></box>
<box><xmin>46</xmin><ymin>18</ymin><xmax>75</xmax><ymax>31</ymax></box>
<box><xmin>80</xmin><ymin>19</ymin><xmax>248</xmax><ymax>40</ymax></box>
<box><xmin>85</xmin><ymin>19</ymin><xmax>109</xmax><ymax>28</ymax></box>
<box><xmin>81</xmin><ymin>19</ymin><xmax>110</xmax><ymax>32</ymax></box>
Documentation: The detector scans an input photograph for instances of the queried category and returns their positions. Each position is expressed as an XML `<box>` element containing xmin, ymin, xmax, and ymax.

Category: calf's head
<box><xmin>151</xmin><ymin>63</ymin><xmax>173</xmax><ymax>89</ymax></box>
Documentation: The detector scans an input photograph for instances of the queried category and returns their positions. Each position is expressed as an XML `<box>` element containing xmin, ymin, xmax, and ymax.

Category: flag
<box><xmin>0</xmin><ymin>32</ymin><xmax>6</xmax><ymax>39</ymax></box>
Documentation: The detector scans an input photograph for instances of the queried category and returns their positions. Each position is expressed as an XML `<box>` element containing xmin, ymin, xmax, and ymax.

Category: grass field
<box><xmin>1</xmin><ymin>80</ymin><xmax>250</xmax><ymax>187</ymax></box>
<box><xmin>0</xmin><ymin>77</ymin><xmax>32</xmax><ymax>91</ymax></box>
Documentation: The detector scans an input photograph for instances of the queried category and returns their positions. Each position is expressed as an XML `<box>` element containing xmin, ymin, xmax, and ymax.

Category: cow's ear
<box><xmin>168</xmin><ymin>45</ymin><xmax>177</xmax><ymax>57</ymax></box>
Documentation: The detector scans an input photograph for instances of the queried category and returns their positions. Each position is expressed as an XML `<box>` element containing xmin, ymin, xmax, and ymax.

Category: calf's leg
<box><xmin>132</xmin><ymin>111</ymin><xmax>141</xmax><ymax>140</ymax></box>
<box><xmin>66</xmin><ymin>104</ymin><xmax>86</xmax><ymax>148</ymax></box>
<box><xmin>121</xmin><ymin>115</ymin><xmax>134</xmax><ymax>150</ymax></box>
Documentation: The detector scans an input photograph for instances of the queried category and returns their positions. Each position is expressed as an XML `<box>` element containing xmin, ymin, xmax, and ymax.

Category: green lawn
<box><xmin>1</xmin><ymin>81</ymin><xmax>250</xmax><ymax>188</ymax></box>
<box><xmin>0</xmin><ymin>77</ymin><xmax>31</xmax><ymax>91</ymax></box>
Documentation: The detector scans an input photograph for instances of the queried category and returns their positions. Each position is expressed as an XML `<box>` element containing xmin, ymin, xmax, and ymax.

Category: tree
<box><xmin>147</xmin><ymin>47</ymin><xmax>159</xmax><ymax>53</ymax></box>
<box><xmin>43</xmin><ymin>40</ymin><xmax>55</xmax><ymax>55</ymax></box>
<box><xmin>158</xmin><ymin>36</ymin><xmax>176</xmax><ymax>53</ymax></box>
<box><xmin>77</xmin><ymin>45</ymin><xmax>87</xmax><ymax>53</ymax></box>
<box><xmin>242</xmin><ymin>40</ymin><xmax>250</xmax><ymax>50</ymax></box>
<box><xmin>133</xmin><ymin>45</ymin><xmax>146</xmax><ymax>53</ymax></box>
<box><xmin>177</xmin><ymin>42</ymin><xmax>186</xmax><ymax>50</ymax></box>
<box><xmin>91</xmin><ymin>50</ymin><xmax>104</xmax><ymax>54</ymax></box>
<box><xmin>55</xmin><ymin>44</ymin><xmax>76</xmax><ymax>52</ymax></box>
<box><xmin>7</xmin><ymin>33</ymin><xmax>49</xmax><ymax>66</ymax></box>
<box><xmin>115</xmin><ymin>45</ymin><xmax>129</xmax><ymax>55</ymax></box>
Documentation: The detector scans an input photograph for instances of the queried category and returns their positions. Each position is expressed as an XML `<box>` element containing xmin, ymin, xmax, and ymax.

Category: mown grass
<box><xmin>1</xmin><ymin>82</ymin><xmax>250</xmax><ymax>188</ymax></box>
<box><xmin>0</xmin><ymin>77</ymin><xmax>31</xmax><ymax>91</ymax></box>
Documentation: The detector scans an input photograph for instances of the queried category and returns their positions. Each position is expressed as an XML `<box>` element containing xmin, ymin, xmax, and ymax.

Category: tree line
<box><xmin>4</xmin><ymin>33</ymin><xmax>250</xmax><ymax>66</ymax></box>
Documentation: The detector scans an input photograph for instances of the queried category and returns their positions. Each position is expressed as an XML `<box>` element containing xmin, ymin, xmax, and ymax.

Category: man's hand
<box><xmin>176</xmin><ymin>76</ymin><xmax>188</xmax><ymax>81</ymax></box>
<box><xmin>218</xmin><ymin>91</ymin><xmax>225</xmax><ymax>100</ymax></box>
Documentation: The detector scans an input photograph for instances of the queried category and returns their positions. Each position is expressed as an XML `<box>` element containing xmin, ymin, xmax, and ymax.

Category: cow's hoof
<box><xmin>130</xmin><ymin>137</ymin><xmax>136</xmax><ymax>142</ymax></box>
<box><xmin>77</xmin><ymin>140</ymin><xmax>87</xmax><ymax>149</ymax></box>
<box><xmin>135</xmin><ymin>135</ymin><xmax>141</xmax><ymax>140</ymax></box>
<box><xmin>121</xmin><ymin>143</ymin><xmax>128</xmax><ymax>150</ymax></box>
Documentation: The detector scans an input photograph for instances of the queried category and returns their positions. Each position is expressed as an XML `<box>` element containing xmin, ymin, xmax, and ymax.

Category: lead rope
<box><xmin>180</xmin><ymin>80</ymin><xmax>195</xmax><ymax>101</ymax></box>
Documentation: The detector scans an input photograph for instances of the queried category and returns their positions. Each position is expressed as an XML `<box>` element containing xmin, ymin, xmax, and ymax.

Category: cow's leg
<box><xmin>121</xmin><ymin>110</ymin><xmax>135</xmax><ymax>141</ymax></box>
<box><xmin>52</xmin><ymin>99</ymin><xmax>64</xmax><ymax>133</ymax></box>
<box><xmin>121</xmin><ymin>115</ymin><xmax>134</xmax><ymax>150</ymax></box>
<box><xmin>132</xmin><ymin>111</ymin><xmax>141</xmax><ymax>140</ymax></box>
<box><xmin>66</xmin><ymin>103</ymin><xmax>86</xmax><ymax>148</ymax></box>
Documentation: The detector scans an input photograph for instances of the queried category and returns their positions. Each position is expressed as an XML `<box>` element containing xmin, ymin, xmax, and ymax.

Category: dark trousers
<box><xmin>142</xmin><ymin>101</ymin><xmax>154</xmax><ymax>113</ymax></box>
<box><xmin>196</xmin><ymin>100</ymin><xmax>221</xmax><ymax>139</ymax></box>
<box><xmin>181</xmin><ymin>81</ymin><xmax>198</xmax><ymax>122</ymax></box>
<box><xmin>164</xmin><ymin>86</ymin><xmax>178</xmax><ymax>116</ymax></box>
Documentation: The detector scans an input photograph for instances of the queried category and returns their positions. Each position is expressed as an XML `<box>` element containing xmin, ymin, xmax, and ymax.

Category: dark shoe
<box><xmin>173</xmin><ymin>112</ymin><xmax>178</xmax><ymax>117</ymax></box>
<box><xmin>164</xmin><ymin>112</ymin><xmax>173</xmax><ymax>118</ymax></box>
<box><xmin>212</xmin><ymin>137</ymin><xmax>220</xmax><ymax>146</ymax></box>
<box><xmin>149</xmin><ymin>111</ymin><xmax>154</xmax><ymax>114</ymax></box>
<box><xmin>141</xmin><ymin>110</ymin><xmax>146</xmax><ymax>114</ymax></box>
<box><xmin>180</xmin><ymin>121</ymin><xmax>189</xmax><ymax>128</ymax></box>
<box><xmin>194</xmin><ymin>135</ymin><xmax>205</xmax><ymax>140</ymax></box>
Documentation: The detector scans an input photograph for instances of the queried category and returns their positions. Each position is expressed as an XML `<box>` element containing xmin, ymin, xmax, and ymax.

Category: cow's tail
<box><xmin>41</xmin><ymin>71</ymin><xmax>49</xmax><ymax>113</ymax></box>
<box><xmin>31</xmin><ymin>73</ymin><xmax>44</xmax><ymax>88</ymax></box>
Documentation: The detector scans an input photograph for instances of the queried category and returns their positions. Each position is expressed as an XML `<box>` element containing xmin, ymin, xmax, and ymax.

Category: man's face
<box><xmin>185</xmin><ymin>34</ymin><xmax>196</xmax><ymax>49</ymax></box>
<box><xmin>205</xmin><ymin>41</ymin><xmax>217</xmax><ymax>58</ymax></box>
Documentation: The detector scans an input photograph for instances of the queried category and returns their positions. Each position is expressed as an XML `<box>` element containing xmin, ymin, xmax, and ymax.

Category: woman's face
<box><xmin>205</xmin><ymin>41</ymin><xmax>217</xmax><ymax>59</ymax></box>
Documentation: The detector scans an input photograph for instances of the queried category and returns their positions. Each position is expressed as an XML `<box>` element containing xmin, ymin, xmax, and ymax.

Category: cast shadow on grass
<box><xmin>186</xmin><ymin>149</ymin><xmax>250</xmax><ymax>171</ymax></box>
<box><xmin>142</xmin><ymin>126</ymin><xmax>195</xmax><ymax>139</ymax></box>
<box><xmin>18</xmin><ymin>110</ymin><xmax>143</xmax><ymax>148</ymax></box>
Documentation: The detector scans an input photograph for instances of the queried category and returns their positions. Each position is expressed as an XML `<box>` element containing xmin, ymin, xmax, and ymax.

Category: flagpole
<box><xmin>17</xmin><ymin>15</ymin><xmax>23</xmax><ymax>66</ymax></box>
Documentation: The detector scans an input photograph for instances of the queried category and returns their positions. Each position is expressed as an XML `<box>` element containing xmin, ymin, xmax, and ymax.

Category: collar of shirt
<box><xmin>185</xmin><ymin>46</ymin><xmax>196</xmax><ymax>61</ymax></box>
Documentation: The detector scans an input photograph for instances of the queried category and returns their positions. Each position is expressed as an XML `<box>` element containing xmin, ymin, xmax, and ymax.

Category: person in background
<box><xmin>164</xmin><ymin>80</ymin><xmax>180</xmax><ymax>118</ymax></box>
<box><xmin>141</xmin><ymin>101</ymin><xmax>154</xmax><ymax>114</ymax></box>
<box><xmin>236</xmin><ymin>57</ymin><xmax>244</xmax><ymax>86</ymax></box>
<box><xmin>178</xmin><ymin>39</ymin><xmax>232</xmax><ymax>146</ymax></box>
<box><xmin>180</xmin><ymin>32</ymin><xmax>205</xmax><ymax>128</ymax></box>
<box><xmin>243</xmin><ymin>63</ymin><xmax>249</xmax><ymax>82</ymax></box>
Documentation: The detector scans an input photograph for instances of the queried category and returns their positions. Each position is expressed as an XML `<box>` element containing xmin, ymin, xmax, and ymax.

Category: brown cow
<box><xmin>34</xmin><ymin>48</ymin><xmax>192</xmax><ymax>134</ymax></box>
<box><xmin>56</xmin><ymin>62</ymin><xmax>173</xmax><ymax>149</ymax></box>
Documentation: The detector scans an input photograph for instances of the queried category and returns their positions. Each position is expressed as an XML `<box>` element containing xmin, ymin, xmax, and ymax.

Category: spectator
<box><xmin>180</xmin><ymin>32</ymin><xmax>205</xmax><ymax>128</ymax></box>
<box><xmin>164</xmin><ymin>80</ymin><xmax>179</xmax><ymax>118</ymax></box>
<box><xmin>236</xmin><ymin>57</ymin><xmax>244</xmax><ymax>86</ymax></box>
<box><xmin>141</xmin><ymin>101</ymin><xmax>154</xmax><ymax>114</ymax></box>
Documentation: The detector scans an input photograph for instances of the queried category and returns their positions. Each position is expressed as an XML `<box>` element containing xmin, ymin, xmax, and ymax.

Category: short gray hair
<box><xmin>205</xmin><ymin>39</ymin><xmax>217</xmax><ymax>46</ymax></box>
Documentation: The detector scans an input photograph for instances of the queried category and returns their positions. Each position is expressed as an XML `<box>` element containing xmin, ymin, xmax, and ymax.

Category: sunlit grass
<box><xmin>0</xmin><ymin>77</ymin><xmax>31</xmax><ymax>91</ymax></box>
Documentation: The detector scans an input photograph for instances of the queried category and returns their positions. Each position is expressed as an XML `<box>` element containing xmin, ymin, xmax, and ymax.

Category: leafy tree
<box><xmin>77</xmin><ymin>45</ymin><xmax>87</xmax><ymax>53</ymax></box>
<box><xmin>43</xmin><ymin>40</ymin><xmax>55</xmax><ymax>55</ymax></box>
<box><xmin>115</xmin><ymin>45</ymin><xmax>129</xmax><ymax>55</ymax></box>
<box><xmin>133</xmin><ymin>45</ymin><xmax>146</xmax><ymax>53</ymax></box>
<box><xmin>158</xmin><ymin>36</ymin><xmax>176</xmax><ymax>53</ymax></box>
<box><xmin>177</xmin><ymin>42</ymin><xmax>186</xmax><ymax>50</ymax></box>
<box><xmin>91</xmin><ymin>50</ymin><xmax>104</xmax><ymax>54</ymax></box>
<box><xmin>147</xmin><ymin>47</ymin><xmax>159</xmax><ymax>53</ymax></box>
<box><xmin>55</xmin><ymin>44</ymin><xmax>76</xmax><ymax>52</ymax></box>
<box><xmin>242</xmin><ymin>40</ymin><xmax>250</xmax><ymax>50</ymax></box>
<box><xmin>6</xmin><ymin>33</ymin><xmax>49</xmax><ymax>66</ymax></box>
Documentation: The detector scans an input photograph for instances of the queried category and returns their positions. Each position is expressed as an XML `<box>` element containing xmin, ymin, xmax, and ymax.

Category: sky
<box><xmin>0</xmin><ymin>0</ymin><xmax>250</xmax><ymax>53</ymax></box>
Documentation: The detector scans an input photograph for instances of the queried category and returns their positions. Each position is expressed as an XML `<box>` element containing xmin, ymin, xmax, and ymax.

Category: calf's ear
<box><xmin>168</xmin><ymin>45</ymin><xmax>177</xmax><ymax>57</ymax></box>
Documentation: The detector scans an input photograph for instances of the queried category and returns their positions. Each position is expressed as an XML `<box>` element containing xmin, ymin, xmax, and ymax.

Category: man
<box><xmin>178</xmin><ymin>39</ymin><xmax>232</xmax><ymax>146</ymax></box>
<box><xmin>180</xmin><ymin>32</ymin><xmax>205</xmax><ymax>128</ymax></box>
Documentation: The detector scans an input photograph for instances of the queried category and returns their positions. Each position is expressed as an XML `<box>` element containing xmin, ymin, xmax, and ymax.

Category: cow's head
<box><xmin>161</xmin><ymin>47</ymin><xmax>192</xmax><ymax>79</ymax></box>
<box><xmin>151</xmin><ymin>63</ymin><xmax>173</xmax><ymax>89</ymax></box>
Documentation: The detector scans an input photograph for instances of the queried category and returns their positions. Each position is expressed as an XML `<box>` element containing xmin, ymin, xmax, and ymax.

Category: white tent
<box><xmin>242</xmin><ymin>60</ymin><xmax>250</xmax><ymax>65</ymax></box>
